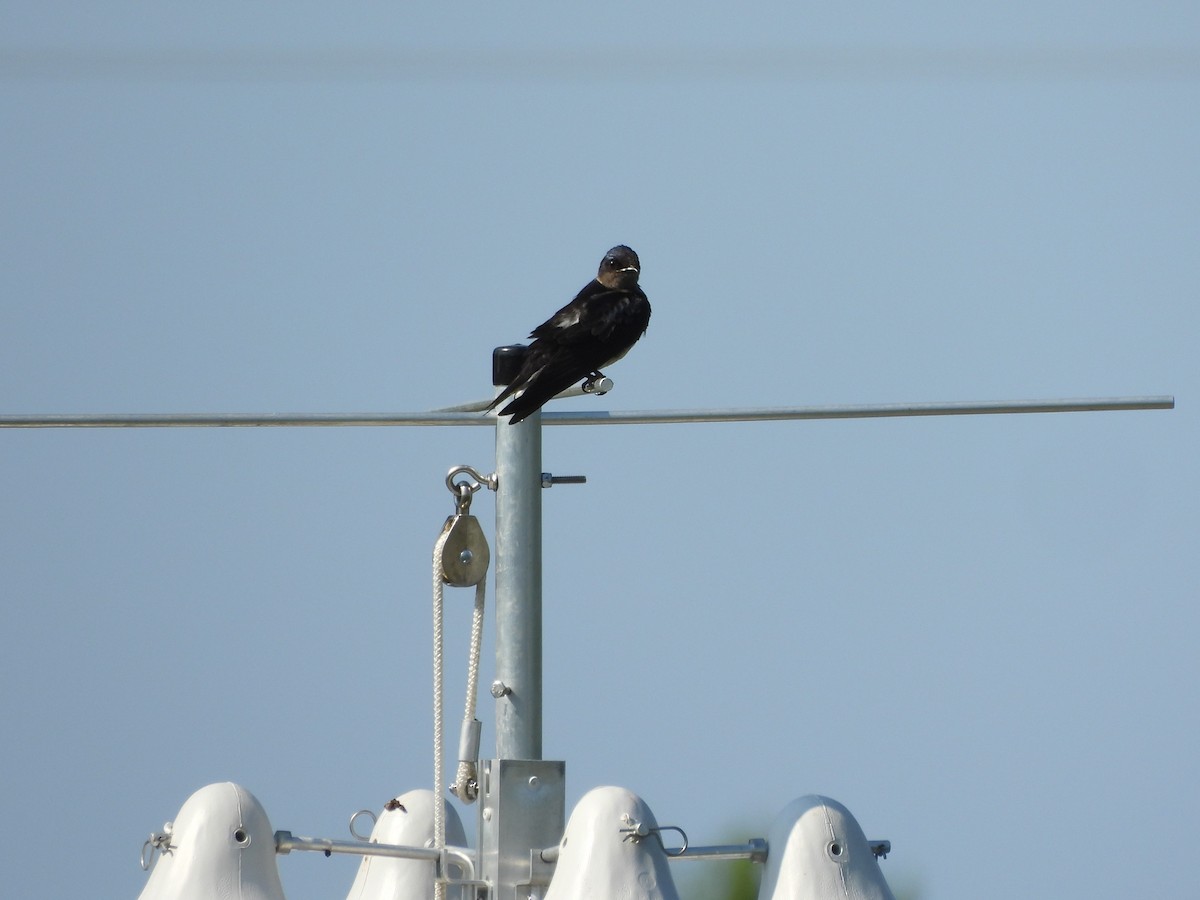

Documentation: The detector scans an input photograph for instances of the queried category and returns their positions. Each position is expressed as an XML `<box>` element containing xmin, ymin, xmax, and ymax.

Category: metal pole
<box><xmin>493</xmin><ymin>409</ymin><xmax>543</xmax><ymax>761</ymax></box>
<box><xmin>483</xmin><ymin>355</ymin><xmax>565</xmax><ymax>900</ymax></box>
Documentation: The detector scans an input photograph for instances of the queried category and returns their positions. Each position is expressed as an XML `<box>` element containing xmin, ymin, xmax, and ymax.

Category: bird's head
<box><xmin>596</xmin><ymin>245</ymin><xmax>641</xmax><ymax>290</ymax></box>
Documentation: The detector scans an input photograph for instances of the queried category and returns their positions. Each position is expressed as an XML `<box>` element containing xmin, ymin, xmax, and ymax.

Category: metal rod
<box><xmin>541</xmin><ymin>396</ymin><xmax>1176</xmax><ymax>425</ymax></box>
<box><xmin>493</xmin><ymin>411</ymin><xmax>543</xmax><ymax>760</ymax></box>
<box><xmin>537</xmin><ymin>839</ymin><xmax>769</xmax><ymax>864</ymax></box>
<box><xmin>0</xmin><ymin>396</ymin><xmax>1174</xmax><ymax>429</ymax></box>
<box><xmin>275</xmin><ymin>830</ymin><xmax>430</xmax><ymax>861</ymax></box>
<box><xmin>667</xmin><ymin>840</ymin><xmax>769</xmax><ymax>862</ymax></box>
<box><xmin>273</xmin><ymin>831</ymin><xmax>478</xmax><ymax>879</ymax></box>
<box><xmin>0</xmin><ymin>412</ymin><xmax>489</xmax><ymax>428</ymax></box>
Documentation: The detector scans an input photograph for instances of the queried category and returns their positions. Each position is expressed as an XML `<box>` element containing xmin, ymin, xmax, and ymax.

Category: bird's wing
<box><xmin>489</xmin><ymin>282</ymin><xmax>650</xmax><ymax>421</ymax></box>
<box><xmin>529</xmin><ymin>281</ymin><xmax>640</xmax><ymax>345</ymax></box>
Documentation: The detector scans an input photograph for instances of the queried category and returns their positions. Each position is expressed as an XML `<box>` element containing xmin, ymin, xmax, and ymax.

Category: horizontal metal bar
<box><xmin>273</xmin><ymin>830</ymin><xmax>476</xmax><ymax>878</ymax></box>
<box><xmin>665</xmin><ymin>840</ymin><xmax>770</xmax><ymax>863</ymax></box>
<box><xmin>275</xmin><ymin>830</ymin><xmax>440</xmax><ymax>860</ymax></box>
<box><xmin>0</xmin><ymin>396</ymin><xmax>1173</xmax><ymax>429</ymax></box>
<box><xmin>0</xmin><ymin>412</ymin><xmax>490</xmax><ymax>428</ymax></box>
<box><xmin>6</xmin><ymin>47</ymin><xmax>1200</xmax><ymax>83</ymax></box>
<box><xmin>538</xmin><ymin>839</ymin><xmax>769</xmax><ymax>864</ymax></box>
<box><xmin>542</xmin><ymin>396</ymin><xmax>1175</xmax><ymax>425</ymax></box>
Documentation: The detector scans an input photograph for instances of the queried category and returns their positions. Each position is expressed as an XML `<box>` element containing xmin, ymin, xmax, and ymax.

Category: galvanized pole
<box><xmin>490</xmin><ymin>347</ymin><xmax>544</xmax><ymax>761</ymax></box>
<box><xmin>493</xmin><ymin>408</ymin><xmax>543</xmax><ymax>760</ymax></box>
<box><xmin>482</xmin><ymin>350</ymin><xmax>564</xmax><ymax>900</ymax></box>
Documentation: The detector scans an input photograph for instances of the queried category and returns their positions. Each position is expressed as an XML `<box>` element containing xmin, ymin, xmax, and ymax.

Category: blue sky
<box><xmin>1</xmin><ymin>4</ymin><xmax>1196</xmax><ymax>899</ymax></box>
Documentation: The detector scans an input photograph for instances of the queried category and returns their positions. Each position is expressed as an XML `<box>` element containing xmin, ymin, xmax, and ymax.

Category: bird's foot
<box><xmin>581</xmin><ymin>372</ymin><xmax>612</xmax><ymax>396</ymax></box>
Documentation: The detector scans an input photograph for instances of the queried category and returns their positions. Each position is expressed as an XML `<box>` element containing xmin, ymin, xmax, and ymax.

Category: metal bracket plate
<box><xmin>478</xmin><ymin>759</ymin><xmax>565</xmax><ymax>900</ymax></box>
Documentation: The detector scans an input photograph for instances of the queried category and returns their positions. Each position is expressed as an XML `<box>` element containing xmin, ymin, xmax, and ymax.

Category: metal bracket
<box><xmin>478</xmin><ymin>760</ymin><xmax>565</xmax><ymax>899</ymax></box>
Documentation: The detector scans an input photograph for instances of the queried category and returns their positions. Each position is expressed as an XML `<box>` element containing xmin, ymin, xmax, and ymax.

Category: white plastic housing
<box><xmin>544</xmin><ymin>786</ymin><xmax>680</xmax><ymax>900</ymax></box>
<box><xmin>758</xmin><ymin>795</ymin><xmax>895</xmax><ymax>900</ymax></box>
<box><xmin>345</xmin><ymin>788</ymin><xmax>468</xmax><ymax>900</ymax></box>
<box><xmin>137</xmin><ymin>782</ymin><xmax>286</xmax><ymax>900</ymax></box>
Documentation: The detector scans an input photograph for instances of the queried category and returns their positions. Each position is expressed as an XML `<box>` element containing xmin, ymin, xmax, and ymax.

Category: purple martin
<box><xmin>487</xmin><ymin>245</ymin><xmax>651</xmax><ymax>424</ymax></box>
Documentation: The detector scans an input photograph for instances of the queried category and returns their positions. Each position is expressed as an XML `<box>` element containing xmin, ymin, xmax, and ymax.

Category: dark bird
<box><xmin>486</xmin><ymin>245</ymin><xmax>651</xmax><ymax>424</ymax></box>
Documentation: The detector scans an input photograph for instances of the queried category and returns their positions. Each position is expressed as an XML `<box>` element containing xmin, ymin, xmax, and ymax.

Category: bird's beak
<box><xmin>618</xmin><ymin>266</ymin><xmax>639</xmax><ymax>274</ymax></box>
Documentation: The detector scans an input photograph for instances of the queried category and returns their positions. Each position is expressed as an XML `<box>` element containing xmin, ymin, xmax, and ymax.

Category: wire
<box><xmin>2</xmin><ymin>46</ymin><xmax>1198</xmax><ymax>82</ymax></box>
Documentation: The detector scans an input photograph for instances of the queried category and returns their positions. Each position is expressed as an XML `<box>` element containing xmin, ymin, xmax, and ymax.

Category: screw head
<box><xmin>459</xmin><ymin>549</ymin><xmax>473</xmax><ymax>564</ymax></box>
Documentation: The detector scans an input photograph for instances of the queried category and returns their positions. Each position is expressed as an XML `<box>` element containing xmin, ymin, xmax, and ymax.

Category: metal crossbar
<box><xmin>0</xmin><ymin>396</ymin><xmax>1174</xmax><ymax>429</ymax></box>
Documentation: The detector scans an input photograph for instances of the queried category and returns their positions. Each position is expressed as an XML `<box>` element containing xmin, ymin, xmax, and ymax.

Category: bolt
<box><xmin>528</xmin><ymin>776</ymin><xmax>540</xmax><ymax>790</ymax></box>
<box><xmin>490</xmin><ymin>680</ymin><xmax>510</xmax><ymax>698</ymax></box>
<box><xmin>459</xmin><ymin>549</ymin><xmax>473</xmax><ymax>564</ymax></box>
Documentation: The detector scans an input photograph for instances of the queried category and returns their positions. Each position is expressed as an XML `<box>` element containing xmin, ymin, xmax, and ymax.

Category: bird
<box><xmin>486</xmin><ymin>245</ymin><xmax>651</xmax><ymax>424</ymax></box>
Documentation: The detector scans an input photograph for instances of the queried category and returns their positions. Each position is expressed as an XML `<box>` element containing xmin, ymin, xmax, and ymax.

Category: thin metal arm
<box><xmin>667</xmin><ymin>840</ymin><xmax>770</xmax><ymax>862</ymax></box>
<box><xmin>538</xmin><ymin>836</ymin><xmax>893</xmax><ymax>864</ymax></box>
<box><xmin>539</xmin><ymin>839</ymin><xmax>770</xmax><ymax>864</ymax></box>
<box><xmin>273</xmin><ymin>831</ymin><xmax>477</xmax><ymax>878</ymax></box>
<box><xmin>543</xmin><ymin>396</ymin><xmax>1175</xmax><ymax>425</ymax></box>
<box><xmin>0</xmin><ymin>412</ymin><xmax>485</xmax><ymax>428</ymax></box>
<box><xmin>0</xmin><ymin>396</ymin><xmax>1173</xmax><ymax>428</ymax></box>
<box><xmin>275</xmin><ymin>830</ymin><xmax>439</xmax><ymax>860</ymax></box>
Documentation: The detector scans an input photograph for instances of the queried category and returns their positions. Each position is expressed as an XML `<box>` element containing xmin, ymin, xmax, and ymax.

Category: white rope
<box><xmin>431</xmin><ymin>528</ymin><xmax>450</xmax><ymax>900</ymax></box>
<box><xmin>454</xmin><ymin>580</ymin><xmax>486</xmax><ymax>795</ymax></box>
<box><xmin>432</xmin><ymin>516</ymin><xmax>489</xmax><ymax>900</ymax></box>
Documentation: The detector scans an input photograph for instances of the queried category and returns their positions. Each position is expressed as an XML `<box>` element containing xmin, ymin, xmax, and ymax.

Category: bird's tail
<box><xmin>494</xmin><ymin>394</ymin><xmax>538</xmax><ymax>424</ymax></box>
<box><xmin>484</xmin><ymin>381</ymin><xmax>520</xmax><ymax>415</ymax></box>
<box><xmin>493</xmin><ymin>379</ymin><xmax>563</xmax><ymax>424</ymax></box>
